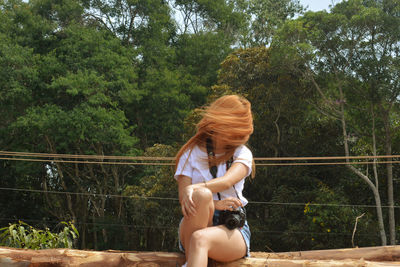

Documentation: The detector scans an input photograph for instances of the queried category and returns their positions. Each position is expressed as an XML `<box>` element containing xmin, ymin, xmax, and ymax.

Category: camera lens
<box><xmin>225</xmin><ymin>214</ymin><xmax>241</xmax><ymax>230</ymax></box>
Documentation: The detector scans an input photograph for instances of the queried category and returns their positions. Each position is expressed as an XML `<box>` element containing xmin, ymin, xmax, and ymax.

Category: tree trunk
<box><xmin>371</xmin><ymin>107</ymin><xmax>387</xmax><ymax>245</ymax></box>
<box><xmin>93</xmin><ymin>216</ymin><xmax>98</xmax><ymax>250</ymax></box>
<box><xmin>45</xmin><ymin>136</ymin><xmax>78</xmax><ymax>224</ymax></box>
<box><xmin>340</xmin><ymin>99</ymin><xmax>386</xmax><ymax>245</ymax></box>
<box><xmin>383</xmin><ymin>113</ymin><xmax>395</xmax><ymax>244</ymax></box>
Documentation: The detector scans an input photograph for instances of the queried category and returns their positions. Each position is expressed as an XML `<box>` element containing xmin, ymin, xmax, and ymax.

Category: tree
<box><xmin>0</xmin><ymin>0</ymin><xmax>145</xmax><ymax>249</ymax></box>
<box><xmin>346</xmin><ymin>0</ymin><xmax>400</xmax><ymax>245</ymax></box>
<box><xmin>81</xmin><ymin>0</ymin><xmax>212</xmax><ymax>148</ymax></box>
<box><xmin>0</xmin><ymin>1</ymin><xmax>50</xmax><ymax>226</ymax></box>
<box><xmin>171</xmin><ymin>0</ymin><xmax>246</xmax><ymax>37</ymax></box>
<box><xmin>211</xmin><ymin>47</ymin><xmax>354</xmax><ymax>251</ymax></box>
<box><xmin>272</xmin><ymin>0</ymin><xmax>400</xmax><ymax>245</ymax></box>
<box><xmin>123</xmin><ymin>144</ymin><xmax>180</xmax><ymax>251</ymax></box>
<box><xmin>235</xmin><ymin>0</ymin><xmax>304</xmax><ymax>47</ymax></box>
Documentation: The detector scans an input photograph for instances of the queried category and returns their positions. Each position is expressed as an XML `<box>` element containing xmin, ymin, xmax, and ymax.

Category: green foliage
<box><xmin>237</xmin><ymin>0</ymin><xmax>304</xmax><ymax>47</ymax></box>
<box><xmin>0</xmin><ymin>33</ymin><xmax>39</xmax><ymax>136</ymax></box>
<box><xmin>172</xmin><ymin>0</ymin><xmax>246</xmax><ymax>37</ymax></box>
<box><xmin>123</xmin><ymin>144</ymin><xmax>181</xmax><ymax>251</ymax></box>
<box><xmin>0</xmin><ymin>221</ymin><xmax>79</xmax><ymax>249</ymax></box>
<box><xmin>211</xmin><ymin>45</ymin><xmax>357</xmax><ymax>251</ymax></box>
<box><xmin>213</xmin><ymin>46</ymin><xmax>315</xmax><ymax>158</ymax></box>
<box><xmin>271</xmin><ymin>0</ymin><xmax>400</xmax><ymax>246</ymax></box>
<box><xmin>1</xmin><ymin>0</ymin><xmax>399</xmax><ymax>253</ymax></box>
<box><xmin>132</xmin><ymin>67</ymin><xmax>205</xmax><ymax>147</ymax></box>
<box><xmin>302</xmin><ymin>183</ymin><xmax>365</xmax><ymax>249</ymax></box>
<box><xmin>0</xmin><ymin>0</ymin><xmax>144</xmax><ymax>251</ymax></box>
<box><xmin>174</xmin><ymin>32</ymin><xmax>233</xmax><ymax>87</ymax></box>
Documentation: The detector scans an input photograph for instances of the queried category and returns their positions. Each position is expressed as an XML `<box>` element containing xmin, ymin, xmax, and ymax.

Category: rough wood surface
<box><xmin>252</xmin><ymin>245</ymin><xmax>400</xmax><ymax>261</ymax></box>
<box><xmin>1</xmin><ymin>246</ymin><xmax>400</xmax><ymax>266</ymax></box>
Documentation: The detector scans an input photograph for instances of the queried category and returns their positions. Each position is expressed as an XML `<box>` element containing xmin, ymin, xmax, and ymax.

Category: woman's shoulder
<box><xmin>234</xmin><ymin>144</ymin><xmax>252</xmax><ymax>154</ymax></box>
<box><xmin>234</xmin><ymin>145</ymin><xmax>253</xmax><ymax>159</ymax></box>
<box><xmin>181</xmin><ymin>144</ymin><xmax>205</xmax><ymax>159</ymax></box>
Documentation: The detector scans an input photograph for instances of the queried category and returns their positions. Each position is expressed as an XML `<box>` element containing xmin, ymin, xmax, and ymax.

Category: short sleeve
<box><xmin>233</xmin><ymin>145</ymin><xmax>253</xmax><ymax>177</ymax></box>
<box><xmin>174</xmin><ymin>149</ymin><xmax>193</xmax><ymax>180</ymax></box>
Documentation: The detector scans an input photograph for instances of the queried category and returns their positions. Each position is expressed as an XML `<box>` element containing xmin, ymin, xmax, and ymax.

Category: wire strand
<box><xmin>0</xmin><ymin>218</ymin><xmax>381</xmax><ymax>237</ymax></box>
<box><xmin>0</xmin><ymin>151</ymin><xmax>175</xmax><ymax>161</ymax></box>
<box><xmin>0</xmin><ymin>218</ymin><xmax>380</xmax><ymax>237</ymax></box>
<box><xmin>0</xmin><ymin>187</ymin><xmax>178</xmax><ymax>201</ymax></box>
<box><xmin>0</xmin><ymin>157</ymin><xmax>175</xmax><ymax>165</ymax></box>
<box><xmin>256</xmin><ymin>161</ymin><xmax>400</xmax><ymax>166</ymax></box>
<box><xmin>2</xmin><ymin>155</ymin><xmax>400</xmax><ymax>166</ymax></box>
<box><xmin>2</xmin><ymin>150</ymin><xmax>400</xmax><ymax>162</ymax></box>
<box><xmin>0</xmin><ymin>187</ymin><xmax>398</xmax><ymax>209</ymax></box>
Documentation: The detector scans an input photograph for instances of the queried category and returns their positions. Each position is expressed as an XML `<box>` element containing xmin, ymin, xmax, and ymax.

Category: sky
<box><xmin>300</xmin><ymin>0</ymin><xmax>341</xmax><ymax>12</ymax></box>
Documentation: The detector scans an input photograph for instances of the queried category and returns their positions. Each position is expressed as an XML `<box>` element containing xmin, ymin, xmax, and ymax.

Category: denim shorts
<box><xmin>178</xmin><ymin>209</ymin><xmax>251</xmax><ymax>257</ymax></box>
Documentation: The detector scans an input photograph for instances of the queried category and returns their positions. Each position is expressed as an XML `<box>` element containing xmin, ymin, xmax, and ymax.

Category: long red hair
<box><xmin>175</xmin><ymin>95</ymin><xmax>253</xmax><ymax>169</ymax></box>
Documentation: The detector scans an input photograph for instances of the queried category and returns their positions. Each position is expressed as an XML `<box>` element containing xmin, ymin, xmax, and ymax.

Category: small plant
<box><xmin>0</xmin><ymin>221</ymin><xmax>79</xmax><ymax>249</ymax></box>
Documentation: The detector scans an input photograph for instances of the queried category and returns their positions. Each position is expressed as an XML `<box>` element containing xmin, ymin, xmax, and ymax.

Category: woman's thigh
<box><xmin>197</xmin><ymin>225</ymin><xmax>247</xmax><ymax>262</ymax></box>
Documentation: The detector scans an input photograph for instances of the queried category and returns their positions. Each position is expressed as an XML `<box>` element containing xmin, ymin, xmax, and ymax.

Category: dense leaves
<box><xmin>1</xmin><ymin>0</ymin><xmax>399</xmax><ymax>253</ymax></box>
<box><xmin>0</xmin><ymin>221</ymin><xmax>79</xmax><ymax>249</ymax></box>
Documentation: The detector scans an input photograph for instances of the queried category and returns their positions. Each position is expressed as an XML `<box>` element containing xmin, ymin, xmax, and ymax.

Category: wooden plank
<box><xmin>0</xmin><ymin>248</ymin><xmax>185</xmax><ymax>267</ymax></box>
<box><xmin>252</xmin><ymin>245</ymin><xmax>400</xmax><ymax>261</ymax></box>
<box><xmin>1</xmin><ymin>246</ymin><xmax>400</xmax><ymax>267</ymax></box>
<box><xmin>215</xmin><ymin>258</ymin><xmax>400</xmax><ymax>267</ymax></box>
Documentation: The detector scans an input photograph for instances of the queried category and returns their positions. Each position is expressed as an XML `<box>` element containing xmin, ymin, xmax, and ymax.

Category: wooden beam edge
<box><xmin>1</xmin><ymin>246</ymin><xmax>400</xmax><ymax>267</ymax></box>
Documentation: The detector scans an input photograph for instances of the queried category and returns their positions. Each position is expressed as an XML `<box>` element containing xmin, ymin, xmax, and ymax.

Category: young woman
<box><xmin>174</xmin><ymin>95</ymin><xmax>254</xmax><ymax>267</ymax></box>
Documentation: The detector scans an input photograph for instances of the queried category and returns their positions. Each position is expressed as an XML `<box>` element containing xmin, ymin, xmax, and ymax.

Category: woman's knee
<box><xmin>190</xmin><ymin>229</ymin><xmax>210</xmax><ymax>250</ymax></box>
<box><xmin>192</xmin><ymin>187</ymin><xmax>213</xmax><ymax>205</ymax></box>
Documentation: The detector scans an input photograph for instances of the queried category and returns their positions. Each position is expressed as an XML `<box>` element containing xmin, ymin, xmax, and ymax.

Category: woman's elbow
<box><xmin>220</xmin><ymin>177</ymin><xmax>235</xmax><ymax>189</ymax></box>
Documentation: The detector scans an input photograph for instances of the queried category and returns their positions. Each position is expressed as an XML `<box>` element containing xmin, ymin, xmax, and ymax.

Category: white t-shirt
<box><xmin>174</xmin><ymin>145</ymin><xmax>253</xmax><ymax>206</ymax></box>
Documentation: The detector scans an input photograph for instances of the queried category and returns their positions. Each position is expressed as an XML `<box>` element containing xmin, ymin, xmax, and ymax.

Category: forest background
<box><xmin>1</xmin><ymin>0</ymin><xmax>400</xmax><ymax>253</ymax></box>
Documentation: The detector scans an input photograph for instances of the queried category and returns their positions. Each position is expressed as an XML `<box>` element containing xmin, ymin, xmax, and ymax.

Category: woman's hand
<box><xmin>214</xmin><ymin>197</ymin><xmax>243</xmax><ymax>211</ymax></box>
<box><xmin>181</xmin><ymin>184</ymin><xmax>197</xmax><ymax>218</ymax></box>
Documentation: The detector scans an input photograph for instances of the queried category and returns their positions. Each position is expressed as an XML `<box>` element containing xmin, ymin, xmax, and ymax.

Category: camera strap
<box><xmin>206</xmin><ymin>137</ymin><xmax>240</xmax><ymax>201</ymax></box>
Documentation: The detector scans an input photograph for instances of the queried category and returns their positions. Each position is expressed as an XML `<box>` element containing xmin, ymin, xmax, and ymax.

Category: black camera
<box><xmin>219</xmin><ymin>207</ymin><xmax>246</xmax><ymax>230</ymax></box>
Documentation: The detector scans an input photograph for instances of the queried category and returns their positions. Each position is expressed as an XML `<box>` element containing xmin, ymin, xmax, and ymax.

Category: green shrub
<box><xmin>0</xmin><ymin>221</ymin><xmax>79</xmax><ymax>249</ymax></box>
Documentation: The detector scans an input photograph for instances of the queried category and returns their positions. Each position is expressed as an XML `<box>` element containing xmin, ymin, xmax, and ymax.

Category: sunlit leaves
<box><xmin>0</xmin><ymin>221</ymin><xmax>79</xmax><ymax>249</ymax></box>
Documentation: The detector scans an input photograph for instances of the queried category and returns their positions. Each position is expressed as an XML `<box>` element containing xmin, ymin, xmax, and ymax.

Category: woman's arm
<box><xmin>195</xmin><ymin>162</ymin><xmax>248</xmax><ymax>193</ymax></box>
<box><xmin>189</xmin><ymin>162</ymin><xmax>248</xmax><ymax>211</ymax></box>
<box><xmin>177</xmin><ymin>175</ymin><xmax>197</xmax><ymax>218</ymax></box>
<box><xmin>177</xmin><ymin>162</ymin><xmax>248</xmax><ymax>216</ymax></box>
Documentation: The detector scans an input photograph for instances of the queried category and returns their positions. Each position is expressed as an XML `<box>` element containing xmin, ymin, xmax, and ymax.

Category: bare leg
<box><xmin>179</xmin><ymin>187</ymin><xmax>214</xmax><ymax>264</ymax></box>
<box><xmin>189</xmin><ymin>225</ymin><xmax>246</xmax><ymax>265</ymax></box>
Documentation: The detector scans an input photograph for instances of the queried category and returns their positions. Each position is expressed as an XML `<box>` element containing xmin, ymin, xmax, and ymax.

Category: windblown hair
<box><xmin>175</xmin><ymin>94</ymin><xmax>254</xmax><ymax>171</ymax></box>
